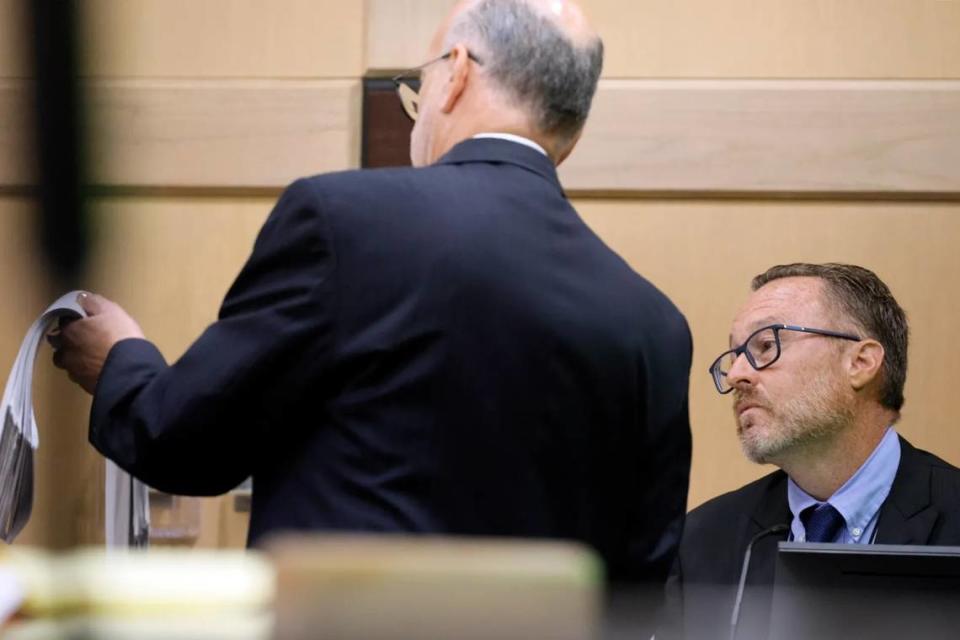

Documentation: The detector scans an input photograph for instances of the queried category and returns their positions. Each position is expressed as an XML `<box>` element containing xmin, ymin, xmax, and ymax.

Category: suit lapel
<box><xmin>745</xmin><ymin>472</ymin><xmax>792</xmax><ymax>585</ymax></box>
<box><xmin>875</xmin><ymin>436</ymin><xmax>940</xmax><ymax>545</ymax></box>
<box><xmin>749</xmin><ymin>471</ymin><xmax>792</xmax><ymax>533</ymax></box>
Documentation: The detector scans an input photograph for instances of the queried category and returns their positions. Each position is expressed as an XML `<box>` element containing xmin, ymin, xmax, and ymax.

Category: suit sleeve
<box><xmin>89</xmin><ymin>178</ymin><xmax>336</xmax><ymax>495</ymax></box>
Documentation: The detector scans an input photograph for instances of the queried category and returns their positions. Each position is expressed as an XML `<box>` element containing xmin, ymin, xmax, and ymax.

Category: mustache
<box><xmin>733</xmin><ymin>390</ymin><xmax>769</xmax><ymax>413</ymax></box>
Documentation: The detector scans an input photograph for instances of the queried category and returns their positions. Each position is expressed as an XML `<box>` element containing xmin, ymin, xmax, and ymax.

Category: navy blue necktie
<box><xmin>801</xmin><ymin>503</ymin><xmax>845</xmax><ymax>543</ymax></box>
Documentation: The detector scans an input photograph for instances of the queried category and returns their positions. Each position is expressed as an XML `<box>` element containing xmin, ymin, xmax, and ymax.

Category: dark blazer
<box><xmin>89</xmin><ymin>138</ymin><xmax>693</xmax><ymax>583</ymax></box>
<box><xmin>662</xmin><ymin>436</ymin><xmax>960</xmax><ymax>639</ymax></box>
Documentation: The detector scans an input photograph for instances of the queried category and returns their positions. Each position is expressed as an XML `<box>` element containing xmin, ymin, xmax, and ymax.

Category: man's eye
<box><xmin>756</xmin><ymin>339</ymin><xmax>775</xmax><ymax>353</ymax></box>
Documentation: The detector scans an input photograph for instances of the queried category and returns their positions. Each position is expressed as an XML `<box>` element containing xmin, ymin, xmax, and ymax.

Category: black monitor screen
<box><xmin>770</xmin><ymin>542</ymin><xmax>960</xmax><ymax>640</ymax></box>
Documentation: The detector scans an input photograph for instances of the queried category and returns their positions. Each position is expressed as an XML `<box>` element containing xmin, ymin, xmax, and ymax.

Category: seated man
<box><xmin>663</xmin><ymin>263</ymin><xmax>960</xmax><ymax>640</ymax></box>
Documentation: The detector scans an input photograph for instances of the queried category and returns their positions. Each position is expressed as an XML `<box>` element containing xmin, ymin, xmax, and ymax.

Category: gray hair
<box><xmin>445</xmin><ymin>0</ymin><xmax>603</xmax><ymax>141</ymax></box>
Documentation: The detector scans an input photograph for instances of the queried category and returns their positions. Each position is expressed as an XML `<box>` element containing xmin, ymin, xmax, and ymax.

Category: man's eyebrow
<box><xmin>729</xmin><ymin>317</ymin><xmax>782</xmax><ymax>347</ymax></box>
<box><xmin>748</xmin><ymin>317</ymin><xmax>781</xmax><ymax>331</ymax></box>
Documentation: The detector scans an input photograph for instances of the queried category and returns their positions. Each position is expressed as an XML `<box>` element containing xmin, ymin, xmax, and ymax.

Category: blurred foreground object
<box><xmin>268</xmin><ymin>535</ymin><xmax>601</xmax><ymax>640</ymax></box>
<box><xmin>0</xmin><ymin>546</ymin><xmax>274</xmax><ymax>639</ymax></box>
<box><xmin>26</xmin><ymin>0</ymin><xmax>89</xmax><ymax>288</ymax></box>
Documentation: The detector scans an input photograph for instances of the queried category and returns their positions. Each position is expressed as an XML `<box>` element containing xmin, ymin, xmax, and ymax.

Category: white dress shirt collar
<box><xmin>472</xmin><ymin>133</ymin><xmax>548</xmax><ymax>157</ymax></box>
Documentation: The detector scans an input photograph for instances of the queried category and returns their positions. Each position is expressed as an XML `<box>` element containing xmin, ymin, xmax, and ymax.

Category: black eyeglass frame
<box><xmin>708</xmin><ymin>323</ymin><xmax>862</xmax><ymax>394</ymax></box>
<box><xmin>391</xmin><ymin>50</ymin><xmax>484</xmax><ymax>121</ymax></box>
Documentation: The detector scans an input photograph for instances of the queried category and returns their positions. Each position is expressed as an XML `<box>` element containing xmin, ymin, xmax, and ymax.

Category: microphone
<box><xmin>729</xmin><ymin>523</ymin><xmax>789</xmax><ymax>640</ymax></box>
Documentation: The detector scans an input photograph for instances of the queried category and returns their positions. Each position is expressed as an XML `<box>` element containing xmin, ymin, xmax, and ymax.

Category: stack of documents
<box><xmin>0</xmin><ymin>292</ymin><xmax>149</xmax><ymax>546</ymax></box>
<box><xmin>105</xmin><ymin>460</ymin><xmax>150</xmax><ymax>548</ymax></box>
<box><xmin>0</xmin><ymin>292</ymin><xmax>85</xmax><ymax>542</ymax></box>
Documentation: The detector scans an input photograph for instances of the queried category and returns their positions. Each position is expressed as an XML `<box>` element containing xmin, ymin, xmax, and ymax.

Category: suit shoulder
<box><xmin>908</xmin><ymin>443</ymin><xmax>960</xmax><ymax>474</ymax></box>
<box><xmin>909</xmin><ymin>443</ymin><xmax>960</xmax><ymax>503</ymax></box>
<box><xmin>295</xmin><ymin>165</ymin><xmax>447</xmax><ymax>196</ymax></box>
<box><xmin>902</xmin><ymin>438</ymin><xmax>960</xmax><ymax>484</ymax></box>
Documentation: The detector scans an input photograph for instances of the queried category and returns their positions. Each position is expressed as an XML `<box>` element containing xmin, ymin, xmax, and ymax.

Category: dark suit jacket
<box><xmin>662</xmin><ymin>436</ymin><xmax>960</xmax><ymax>639</ymax></box>
<box><xmin>88</xmin><ymin>138</ymin><xmax>693</xmax><ymax>583</ymax></box>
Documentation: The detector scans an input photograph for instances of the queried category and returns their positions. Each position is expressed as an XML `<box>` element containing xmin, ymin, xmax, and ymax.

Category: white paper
<box><xmin>105</xmin><ymin>459</ymin><xmax>150</xmax><ymax>548</ymax></box>
<box><xmin>0</xmin><ymin>291</ymin><xmax>150</xmax><ymax>546</ymax></box>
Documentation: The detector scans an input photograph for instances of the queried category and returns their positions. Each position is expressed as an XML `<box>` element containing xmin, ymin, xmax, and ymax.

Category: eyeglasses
<box><xmin>391</xmin><ymin>50</ymin><xmax>483</xmax><ymax>122</ymax></box>
<box><xmin>708</xmin><ymin>324</ymin><xmax>861</xmax><ymax>394</ymax></box>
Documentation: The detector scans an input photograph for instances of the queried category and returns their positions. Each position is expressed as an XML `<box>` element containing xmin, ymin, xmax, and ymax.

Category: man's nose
<box><xmin>726</xmin><ymin>351</ymin><xmax>757</xmax><ymax>388</ymax></box>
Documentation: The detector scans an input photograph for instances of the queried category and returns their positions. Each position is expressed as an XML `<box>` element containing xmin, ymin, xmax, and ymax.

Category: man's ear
<box><xmin>848</xmin><ymin>339</ymin><xmax>885</xmax><ymax>392</ymax></box>
<box><xmin>440</xmin><ymin>43</ymin><xmax>471</xmax><ymax>114</ymax></box>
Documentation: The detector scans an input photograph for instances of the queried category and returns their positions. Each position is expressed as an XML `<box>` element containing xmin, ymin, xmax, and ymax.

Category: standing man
<box><xmin>665</xmin><ymin>263</ymin><xmax>960</xmax><ymax>639</ymax></box>
<box><xmin>55</xmin><ymin>0</ymin><xmax>692</xmax><ymax>590</ymax></box>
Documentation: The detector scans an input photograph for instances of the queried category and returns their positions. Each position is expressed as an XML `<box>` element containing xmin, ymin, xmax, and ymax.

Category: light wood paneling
<box><xmin>560</xmin><ymin>80</ymin><xmax>960</xmax><ymax>196</ymax></box>
<box><xmin>86</xmin><ymin>80</ymin><xmax>361</xmax><ymax>189</ymax></box>
<box><xmin>86</xmin><ymin>196</ymin><xmax>273</xmax><ymax>356</ymax></box>
<box><xmin>0</xmin><ymin>0</ymin><xmax>27</xmax><ymax>78</ymax></box>
<box><xmin>0</xmin><ymin>80</ymin><xmax>361</xmax><ymax>189</ymax></box>
<box><xmin>366</xmin><ymin>0</ymin><xmax>960</xmax><ymax>79</ymax></box>
<box><xmin>0</xmin><ymin>81</ymin><xmax>32</xmax><ymax>188</ymax></box>
<box><xmin>82</xmin><ymin>0</ymin><xmax>365</xmax><ymax>78</ymax></box>
<box><xmin>7</xmin><ymin>79</ymin><xmax>959</xmax><ymax>196</ymax></box>
<box><xmin>587</xmin><ymin>0</ymin><xmax>960</xmax><ymax>79</ymax></box>
<box><xmin>366</xmin><ymin>0</ymin><xmax>450</xmax><ymax>72</ymax></box>
<box><xmin>0</xmin><ymin>200</ymin><xmax>53</xmax><ymax>366</ymax></box>
<box><xmin>573</xmin><ymin>198</ymin><xmax>960</xmax><ymax>508</ymax></box>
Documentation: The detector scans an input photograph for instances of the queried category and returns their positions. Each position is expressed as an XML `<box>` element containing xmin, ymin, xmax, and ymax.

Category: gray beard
<box><xmin>738</xmin><ymin>377</ymin><xmax>855</xmax><ymax>465</ymax></box>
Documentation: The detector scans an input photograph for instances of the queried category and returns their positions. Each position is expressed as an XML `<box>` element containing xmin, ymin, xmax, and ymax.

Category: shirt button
<box><xmin>852</xmin><ymin>527</ymin><xmax>863</xmax><ymax>538</ymax></box>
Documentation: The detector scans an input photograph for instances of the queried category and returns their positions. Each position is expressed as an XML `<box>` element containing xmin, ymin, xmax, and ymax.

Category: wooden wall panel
<box><xmin>366</xmin><ymin>0</ymin><xmax>960</xmax><ymax>79</ymax></box>
<box><xmin>86</xmin><ymin>80</ymin><xmax>361</xmax><ymax>189</ymax></box>
<box><xmin>586</xmin><ymin>0</ymin><xmax>960</xmax><ymax>79</ymax></box>
<box><xmin>366</xmin><ymin>0</ymin><xmax>450</xmax><ymax>72</ymax></box>
<box><xmin>82</xmin><ymin>0</ymin><xmax>365</xmax><ymax>78</ymax></box>
<box><xmin>8</xmin><ymin>79</ymin><xmax>959</xmax><ymax>196</ymax></box>
<box><xmin>0</xmin><ymin>200</ymin><xmax>49</xmax><ymax>399</ymax></box>
<box><xmin>0</xmin><ymin>80</ymin><xmax>361</xmax><ymax>189</ymax></box>
<box><xmin>86</xmin><ymin>196</ymin><xmax>274</xmax><ymax>356</ymax></box>
<box><xmin>0</xmin><ymin>81</ymin><xmax>32</xmax><ymax>187</ymax></box>
<box><xmin>0</xmin><ymin>0</ymin><xmax>26</xmax><ymax>78</ymax></box>
<box><xmin>560</xmin><ymin>80</ymin><xmax>960</xmax><ymax>197</ymax></box>
<box><xmin>573</xmin><ymin>198</ymin><xmax>960</xmax><ymax>508</ymax></box>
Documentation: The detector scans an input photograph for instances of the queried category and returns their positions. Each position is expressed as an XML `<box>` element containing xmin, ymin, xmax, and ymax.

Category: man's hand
<box><xmin>51</xmin><ymin>292</ymin><xmax>146</xmax><ymax>394</ymax></box>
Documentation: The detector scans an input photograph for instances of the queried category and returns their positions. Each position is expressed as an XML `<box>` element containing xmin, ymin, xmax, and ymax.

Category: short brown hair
<box><xmin>752</xmin><ymin>263</ymin><xmax>908</xmax><ymax>412</ymax></box>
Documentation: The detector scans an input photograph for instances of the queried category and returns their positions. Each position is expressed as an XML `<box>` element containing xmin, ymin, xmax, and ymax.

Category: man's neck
<box><xmin>433</xmin><ymin>116</ymin><xmax>558</xmax><ymax>165</ymax></box>
<box><xmin>778</xmin><ymin>411</ymin><xmax>896</xmax><ymax>500</ymax></box>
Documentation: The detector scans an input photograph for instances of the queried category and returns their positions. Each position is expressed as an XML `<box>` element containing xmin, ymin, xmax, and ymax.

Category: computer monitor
<box><xmin>770</xmin><ymin>542</ymin><xmax>960</xmax><ymax>640</ymax></box>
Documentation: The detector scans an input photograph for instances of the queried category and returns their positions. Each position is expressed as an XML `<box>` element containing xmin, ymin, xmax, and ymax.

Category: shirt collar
<box><xmin>472</xmin><ymin>133</ymin><xmax>548</xmax><ymax>157</ymax></box>
<box><xmin>787</xmin><ymin>426</ymin><xmax>901</xmax><ymax>542</ymax></box>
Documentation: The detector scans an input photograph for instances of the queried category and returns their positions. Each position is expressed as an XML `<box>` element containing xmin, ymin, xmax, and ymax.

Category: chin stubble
<box><xmin>737</xmin><ymin>377</ymin><xmax>855</xmax><ymax>465</ymax></box>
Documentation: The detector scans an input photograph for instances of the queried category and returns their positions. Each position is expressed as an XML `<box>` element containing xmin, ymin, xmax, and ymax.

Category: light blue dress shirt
<box><xmin>787</xmin><ymin>427</ymin><xmax>901</xmax><ymax>544</ymax></box>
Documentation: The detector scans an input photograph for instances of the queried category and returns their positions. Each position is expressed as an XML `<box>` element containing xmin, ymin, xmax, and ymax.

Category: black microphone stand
<box><xmin>729</xmin><ymin>524</ymin><xmax>789</xmax><ymax>640</ymax></box>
